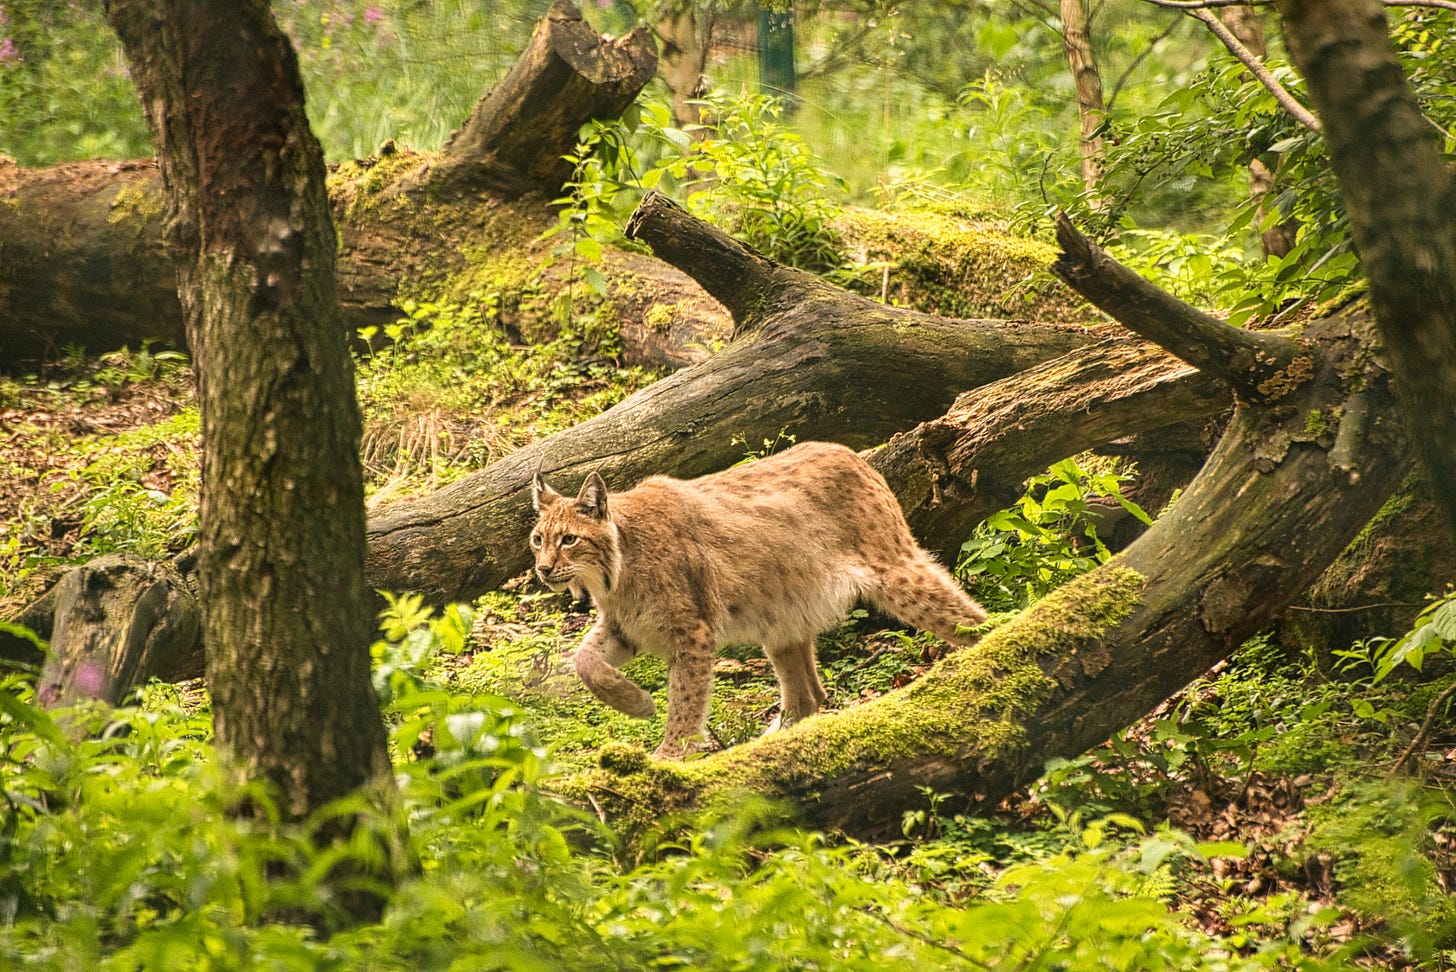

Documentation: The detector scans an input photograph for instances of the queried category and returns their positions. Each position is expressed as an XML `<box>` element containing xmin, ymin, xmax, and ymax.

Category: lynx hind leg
<box><xmin>763</xmin><ymin>638</ymin><xmax>829</xmax><ymax>732</ymax></box>
<box><xmin>574</xmin><ymin>623</ymin><xmax>656</xmax><ymax>719</ymax></box>
<box><xmin>867</xmin><ymin>549</ymin><xmax>988</xmax><ymax>647</ymax></box>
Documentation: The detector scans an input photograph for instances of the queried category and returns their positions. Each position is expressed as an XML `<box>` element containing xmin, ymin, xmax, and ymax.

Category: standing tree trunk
<box><xmin>102</xmin><ymin>0</ymin><xmax>392</xmax><ymax>842</ymax></box>
<box><xmin>656</xmin><ymin>4</ymin><xmax>715</xmax><ymax>129</ymax></box>
<box><xmin>1280</xmin><ymin>0</ymin><xmax>1456</xmax><ymax>535</ymax></box>
<box><xmin>1060</xmin><ymin>0</ymin><xmax>1106</xmax><ymax>200</ymax></box>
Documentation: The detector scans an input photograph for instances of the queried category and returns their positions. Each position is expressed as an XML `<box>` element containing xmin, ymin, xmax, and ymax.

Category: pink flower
<box><xmin>0</xmin><ymin>37</ymin><xmax>20</xmax><ymax>67</ymax></box>
<box><xmin>363</xmin><ymin>6</ymin><xmax>384</xmax><ymax>24</ymax></box>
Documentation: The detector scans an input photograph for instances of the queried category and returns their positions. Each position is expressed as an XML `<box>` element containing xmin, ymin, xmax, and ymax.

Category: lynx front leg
<box><xmin>655</xmin><ymin>624</ymin><xmax>716</xmax><ymax>760</ymax></box>
<box><xmin>574</xmin><ymin>621</ymin><xmax>656</xmax><ymax>719</ymax></box>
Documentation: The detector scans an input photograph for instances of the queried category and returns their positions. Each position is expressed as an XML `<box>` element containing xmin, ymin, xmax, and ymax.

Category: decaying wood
<box><xmin>575</xmin><ymin>234</ymin><xmax>1408</xmax><ymax>839</ymax></box>
<box><xmin>362</xmin><ymin>192</ymin><xmax>1097</xmax><ymax>604</ymax></box>
<box><xmin>392</xmin><ymin>0</ymin><xmax>656</xmax><ymax>200</ymax></box>
<box><xmin>874</xmin><ymin>336</ymin><xmax>1230</xmax><ymax>566</ymax></box>
<box><xmin>0</xmin><ymin>0</ymin><xmax>657</xmax><ymax>367</ymax></box>
<box><xmin>34</xmin><ymin>554</ymin><xmax>200</xmax><ymax>707</ymax></box>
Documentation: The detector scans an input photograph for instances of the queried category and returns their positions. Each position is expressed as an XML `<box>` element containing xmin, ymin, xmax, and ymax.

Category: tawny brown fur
<box><xmin>529</xmin><ymin>441</ymin><xmax>987</xmax><ymax>759</ymax></box>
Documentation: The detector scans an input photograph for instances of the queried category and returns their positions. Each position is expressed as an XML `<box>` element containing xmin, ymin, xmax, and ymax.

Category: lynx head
<box><xmin>530</xmin><ymin>470</ymin><xmax>620</xmax><ymax>595</ymax></box>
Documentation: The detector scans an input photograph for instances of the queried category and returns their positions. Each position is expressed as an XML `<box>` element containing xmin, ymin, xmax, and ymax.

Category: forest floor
<box><xmin>2</xmin><ymin>340</ymin><xmax>1455</xmax><ymax>969</ymax></box>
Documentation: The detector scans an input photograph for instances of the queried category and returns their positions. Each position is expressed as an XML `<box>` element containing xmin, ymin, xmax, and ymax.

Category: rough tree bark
<box><xmin>0</xmin><ymin>0</ymin><xmax>657</xmax><ymax>365</ymax></box>
<box><xmin>655</xmin><ymin>4</ymin><xmax>714</xmax><ymax>129</ymax></box>
<box><xmin>1280</xmin><ymin>0</ymin><xmax>1456</xmax><ymax>535</ymax></box>
<box><xmin>1059</xmin><ymin>0</ymin><xmax>1107</xmax><ymax>198</ymax></box>
<box><xmin>103</xmin><ymin>0</ymin><xmax>392</xmax><ymax>831</ymax></box>
<box><xmin>571</xmin><ymin>218</ymin><xmax>1408</xmax><ymax>839</ymax></box>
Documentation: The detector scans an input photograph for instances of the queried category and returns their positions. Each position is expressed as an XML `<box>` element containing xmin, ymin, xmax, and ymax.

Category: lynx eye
<box><xmin>560</xmin><ymin>534</ymin><xmax>579</xmax><ymax>547</ymax></box>
<box><xmin>529</xmin><ymin>532</ymin><xmax>543</xmax><ymax>548</ymax></box>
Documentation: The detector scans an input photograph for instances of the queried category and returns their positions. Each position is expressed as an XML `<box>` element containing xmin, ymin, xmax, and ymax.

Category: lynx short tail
<box><xmin>866</xmin><ymin>551</ymin><xmax>987</xmax><ymax>646</ymax></box>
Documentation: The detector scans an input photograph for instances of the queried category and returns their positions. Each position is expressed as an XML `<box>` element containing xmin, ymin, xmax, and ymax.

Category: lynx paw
<box><xmin>651</xmin><ymin>734</ymin><xmax>705</xmax><ymax>761</ymax></box>
<box><xmin>620</xmin><ymin>691</ymin><xmax>657</xmax><ymax>720</ymax></box>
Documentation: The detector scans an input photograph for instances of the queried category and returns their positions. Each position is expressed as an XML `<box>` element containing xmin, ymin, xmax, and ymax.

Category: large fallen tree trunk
<box><xmin>566</xmin><ymin>218</ymin><xmax>1410</xmax><ymax>839</ymax></box>
<box><xmin>361</xmin><ymin>192</ymin><xmax>1099</xmax><ymax>604</ymax></box>
<box><xmin>0</xmin><ymin>0</ymin><xmax>656</xmax><ymax>365</ymax></box>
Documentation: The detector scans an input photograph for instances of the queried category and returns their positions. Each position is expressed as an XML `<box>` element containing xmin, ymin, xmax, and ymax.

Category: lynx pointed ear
<box><xmin>531</xmin><ymin>469</ymin><xmax>561</xmax><ymax>511</ymax></box>
<box><xmin>577</xmin><ymin>471</ymin><xmax>610</xmax><ymax>521</ymax></box>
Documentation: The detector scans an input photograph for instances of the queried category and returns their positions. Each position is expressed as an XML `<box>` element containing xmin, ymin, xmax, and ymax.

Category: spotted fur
<box><xmin>529</xmin><ymin>441</ymin><xmax>987</xmax><ymax>759</ymax></box>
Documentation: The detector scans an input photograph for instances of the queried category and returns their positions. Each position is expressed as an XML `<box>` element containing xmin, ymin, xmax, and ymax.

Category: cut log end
<box><xmin>36</xmin><ymin>554</ymin><xmax>202</xmax><ymax>708</ymax></box>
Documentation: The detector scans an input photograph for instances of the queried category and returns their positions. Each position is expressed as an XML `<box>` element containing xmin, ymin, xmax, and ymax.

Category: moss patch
<box><xmin>566</xmin><ymin>565</ymin><xmax>1146</xmax><ymax>832</ymax></box>
<box><xmin>834</xmin><ymin>206</ymin><xmax>1089</xmax><ymax>322</ymax></box>
<box><xmin>106</xmin><ymin>182</ymin><xmax>164</xmax><ymax>230</ymax></box>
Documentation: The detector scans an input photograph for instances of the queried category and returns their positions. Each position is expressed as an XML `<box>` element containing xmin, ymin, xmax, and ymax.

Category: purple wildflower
<box><xmin>0</xmin><ymin>36</ymin><xmax>20</xmax><ymax>67</ymax></box>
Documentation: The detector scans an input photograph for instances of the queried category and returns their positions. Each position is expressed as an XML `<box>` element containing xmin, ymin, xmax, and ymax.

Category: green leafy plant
<box><xmin>685</xmin><ymin>92</ymin><xmax>849</xmax><ymax>272</ymax></box>
<box><xmin>545</xmin><ymin>92</ymin><xmax>848</xmax><ymax>281</ymax></box>
<box><xmin>1337</xmin><ymin>591</ymin><xmax>1456</xmax><ymax>688</ymax></box>
<box><xmin>370</xmin><ymin>590</ymin><xmax>473</xmax><ymax>710</ymax></box>
<box><xmin>956</xmin><ymin>457</ymin><xmax>1150</xmax><ymax>612</ymax></box>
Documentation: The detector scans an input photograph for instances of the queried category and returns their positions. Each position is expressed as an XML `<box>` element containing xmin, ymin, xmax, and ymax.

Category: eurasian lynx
<box><xmin>530</xmin><ymin>441</ymin><xmax>987</xmax><ymax>759</ymax></box>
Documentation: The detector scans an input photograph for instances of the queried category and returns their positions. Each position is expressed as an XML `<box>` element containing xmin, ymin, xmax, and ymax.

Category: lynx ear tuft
<box><xmin>577</xmin><ymin>471</ymin><xmax>610</xmax><ymax>521</ymax></box>
<box><xmin>532</xmin><ymin>470</ymin><xmax>561</xmax><ymax>511</ymax></box>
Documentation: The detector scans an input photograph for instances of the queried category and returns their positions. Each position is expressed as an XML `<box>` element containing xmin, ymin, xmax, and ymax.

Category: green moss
<box><xmin>834</xmin><ymin>206</ymin><xmax>1089</xmax><ymax>323</ymax></box>
<box><xmin>106</xmin><ymin>183</ymin><xmax>164</xmax><ymax>229</ymax></box>
<box><xmin>643</xmin><ymin>302</ymin><xmax>681</xmax><ymax>333</ymax></box>
<box><xmin>327</xmin><ymin>146</ymin><xmax>432</xmax><ymax>222</ymax></box>
<box><xmin>564</xmin><ymin>565</ymin><xmax>1146</xmax><ymax>832</ymax></box>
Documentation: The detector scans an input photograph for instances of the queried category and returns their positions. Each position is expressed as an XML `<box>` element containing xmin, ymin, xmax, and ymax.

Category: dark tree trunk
<box><xmin>1280</xmin><ymin>0</ymin><xmax>1456</xmax><ymax>534</ymax></box>
<box><xmin>104</xmin><ymin>0</ymin><xmax>391</xmax><ymax>833</ymax></box>
<box><xmin>0</xmin><ymin>0</ymin><xmax>657</xmax><ymax>369</ymax></box>
<box><xmin>1279</xmin><ymin>471</ymin><xmax>1456</xmax><ymax>666</ymax></box>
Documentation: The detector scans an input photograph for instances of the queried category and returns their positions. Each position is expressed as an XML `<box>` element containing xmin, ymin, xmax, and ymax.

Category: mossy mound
<box><xmin>835</xmin><ymin>206</ymin><xmax>1090</xmax><ymax>323</ymax></box>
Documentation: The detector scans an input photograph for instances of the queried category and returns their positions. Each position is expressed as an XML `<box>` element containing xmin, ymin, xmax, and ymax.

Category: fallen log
<box><xmin>566</xmin><ymin>220</ymin><xmax>1408</xmax><ymax>840</ymax></box>
<box><xmin>361</xmin><ymin>192</ymin><xmax>1098</xmax><ymax>604</ymax></box>
<box><xmin>0</xmin><ymin>0</ymin><xmax>656</xmax><ymax>366</ymax></box>
<box><xmin>874</xmin><ymin>335</ymin><xmax>1230</xmax><ymax>566</ymax></box>
<box><xmin>34</xmin><ymin>554</ymin><xmax>200</xmax><ymax>708</ymax></box>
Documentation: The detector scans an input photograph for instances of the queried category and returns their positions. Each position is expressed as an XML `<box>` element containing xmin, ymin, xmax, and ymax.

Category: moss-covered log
<box><xmin>566</xmin><ymin>236</ymin><xmax>1407</xmax><ymax>839</ymax></box>
<box><xmin>0</xmin><ymin>0</ymin><xmax>655</xmax><ymax>366</ymax></box>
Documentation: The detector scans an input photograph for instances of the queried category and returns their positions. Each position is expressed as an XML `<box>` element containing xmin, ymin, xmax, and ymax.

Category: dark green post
<box><xmin>757</xmin><ymin>3</ymin><xmax>796</xmax><ymax>108</ymax></box>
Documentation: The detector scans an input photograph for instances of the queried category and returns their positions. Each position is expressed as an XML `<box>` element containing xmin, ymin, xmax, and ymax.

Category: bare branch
<box><xmin>1051</xmin><ymin>212</ymin><xmax>1308</xmax><ymax>403</ymax></box>
<box><xmin>1189</xmin><ymin>7</ymin><xmax>1323</xmax><ymax>132</ymax></box>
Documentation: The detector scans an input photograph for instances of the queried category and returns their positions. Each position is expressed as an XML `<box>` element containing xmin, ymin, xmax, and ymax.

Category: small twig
<box><xmin>1188</xmin><ymin>7</ymin><xmax>1323</xmax><ymax>133</ymax></box>
<box><xmin>1387</xmin><ymin>679</ymin><xmax>1456</xmax><ymax>779</ymax></box>
<box><xmin>1285</xmin><ymin>600</ymin><xmax>1426</xmax><ymax>613</ymax></box>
